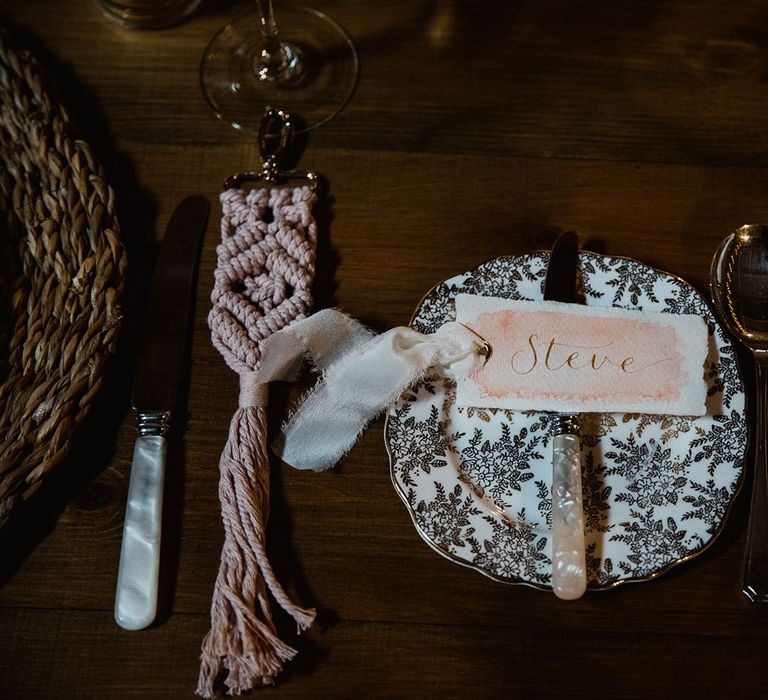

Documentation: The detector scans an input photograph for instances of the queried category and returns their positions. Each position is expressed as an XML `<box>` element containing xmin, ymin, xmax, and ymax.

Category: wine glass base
<box><xmin>201</xmin><ymin>6</ymin><xmax>359</xmax><ymax>133</ymax></box>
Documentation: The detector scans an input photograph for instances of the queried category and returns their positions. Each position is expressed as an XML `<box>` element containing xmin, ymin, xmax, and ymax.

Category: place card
<box><xmin>454</xmin><ymin>294</ymin><xmax>708</xmax><ymax>416</ymax></box>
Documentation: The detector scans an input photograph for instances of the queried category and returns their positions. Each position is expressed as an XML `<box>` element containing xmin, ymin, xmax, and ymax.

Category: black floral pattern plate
<box><xmin>385</xmin><ymin>252</ymin><xmax>747</xmax><ymax>590</ymax></box>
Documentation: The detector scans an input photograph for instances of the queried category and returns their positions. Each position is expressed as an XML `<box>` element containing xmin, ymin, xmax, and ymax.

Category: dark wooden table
<box><xmin>2</xmin><ymin>0</ymin><xmax>768</xmax><ymax>697</ymax></box>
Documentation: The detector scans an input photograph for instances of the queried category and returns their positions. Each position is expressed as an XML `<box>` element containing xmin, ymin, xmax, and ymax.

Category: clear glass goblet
<box><xmin>201</xmin><ymin>1</ymin><xmax>359</xmax><ymax>133</ymax></box>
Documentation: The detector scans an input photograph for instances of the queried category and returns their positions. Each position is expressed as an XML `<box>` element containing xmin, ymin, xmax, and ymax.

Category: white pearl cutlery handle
<box><xmin>551</xmin><ymin>430</ymin><xmax>587</xmax><ymax>600</ymax></box>
<box><xmin>115</xmin><ymin>435</ymin><xmax>167</xmax><ymax>630</ymax></box>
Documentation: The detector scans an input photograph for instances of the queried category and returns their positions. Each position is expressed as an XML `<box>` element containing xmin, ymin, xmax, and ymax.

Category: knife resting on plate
<box><xmin>114</xmin><ymin>195</ymin><xmax>209</xmax><ymax>630</ymax></box>
<box><xmin>543</xmin><ymin>232</ymin><xmax>587</xmax><ymax>600</ymax></box>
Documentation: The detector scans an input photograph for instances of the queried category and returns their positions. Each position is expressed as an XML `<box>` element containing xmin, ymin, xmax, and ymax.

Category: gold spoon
<box><xmin>711</xmin><ymin>224</ymin><xmax>768</xmax><ymax>602</ymax></box>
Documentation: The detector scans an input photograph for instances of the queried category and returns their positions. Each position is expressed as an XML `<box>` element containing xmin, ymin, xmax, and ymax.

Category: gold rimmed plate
<box><xmin>385</xmin><ymin>251</ymin><xmax>747</xmax><ymax>590</ymax></box>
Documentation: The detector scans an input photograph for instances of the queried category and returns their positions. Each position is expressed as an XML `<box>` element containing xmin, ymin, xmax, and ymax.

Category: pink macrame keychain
<box><xmin>198</xmin><ymin>110</ymin><xmax>319</xmax><ymax>697</ymax></box>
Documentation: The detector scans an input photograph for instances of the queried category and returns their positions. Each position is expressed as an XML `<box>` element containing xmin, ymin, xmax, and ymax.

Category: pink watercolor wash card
<box><xmin>454</xmin><ymin>294</ymin><xmax>708</xmax><ymax>416</ymax></box>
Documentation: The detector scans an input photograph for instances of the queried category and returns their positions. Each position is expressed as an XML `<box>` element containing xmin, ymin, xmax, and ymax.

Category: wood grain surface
<box><xmin>2</xmin><ymin>0</ymin><xmax>768</xmax><ymax>697</ymax></box>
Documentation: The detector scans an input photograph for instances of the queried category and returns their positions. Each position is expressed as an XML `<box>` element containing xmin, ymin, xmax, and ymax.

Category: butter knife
<box><xmin>543</xmin><ymin>232</ymin><xmax>587</xmax><ymax>600</ymax></box>
<box><xmin>114</xmin><ymin>195</ymin><xmax>210</xmax><ymax>630</ymax></box>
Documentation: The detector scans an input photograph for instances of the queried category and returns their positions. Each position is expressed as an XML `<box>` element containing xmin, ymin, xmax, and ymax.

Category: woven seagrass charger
<box><xmin>0</xmin><ymin>29</ymin><xmax>126</xmax><ymax>527</ymax></box>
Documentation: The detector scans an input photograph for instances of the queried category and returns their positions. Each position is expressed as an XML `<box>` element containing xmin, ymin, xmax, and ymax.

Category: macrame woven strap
<box><xmin>209</xmin><ymin>186</ymin><xmax>317</xmax><ymax>373</ymax></box>
<box><xmin>198</xmin><ymin>185</ymin><xmax>317</xmax><ymax>698</ymax></box>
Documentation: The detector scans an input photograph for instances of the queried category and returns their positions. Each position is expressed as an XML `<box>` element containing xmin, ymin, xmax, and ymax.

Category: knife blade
<box><xmin>115</xmin><ymin>194</ymin><xmax>210</xmax><ymax>630</ymax></box>
<box><xmin>543</xmin><ymin>232</ymin><xmax>587</xmax><ymax>600</ymax></box>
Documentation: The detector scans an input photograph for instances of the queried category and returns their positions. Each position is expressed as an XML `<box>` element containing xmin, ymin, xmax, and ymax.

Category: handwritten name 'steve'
<box><xmin>454</xmin><ymin>294</ymin><xmax>708</xmax><ymax>416</ymax></box>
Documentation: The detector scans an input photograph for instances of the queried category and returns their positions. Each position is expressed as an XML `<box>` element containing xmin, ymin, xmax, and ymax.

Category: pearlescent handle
<box><xmin>551</xmin><ymin>431</ymin><xmax>587</xmax><ymax>600</ymax></box>
<box><xmin>115</xmin><ymin>435</ymin><xmax>167</xmax><ymax>630</ymax></box>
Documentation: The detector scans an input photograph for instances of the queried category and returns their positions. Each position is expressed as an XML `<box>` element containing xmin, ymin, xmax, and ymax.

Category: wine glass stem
<box><xmin>253</xmin><ymin>0</ymin><xmax>303</xmax><ymax>83</ymax></box>
<box><xmin>257</xmin><ymin>0</ymin><xmax>281</xmax><ymax>65</ymax></box>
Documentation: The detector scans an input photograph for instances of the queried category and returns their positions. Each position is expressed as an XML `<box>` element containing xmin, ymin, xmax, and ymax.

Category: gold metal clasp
<box><xmin>224</xmin><ymin>108</ymin><xmax>318</xmax><ymax>190</ymax></box>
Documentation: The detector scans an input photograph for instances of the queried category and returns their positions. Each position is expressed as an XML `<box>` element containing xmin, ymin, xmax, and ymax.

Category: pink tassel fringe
<box><xmin>196</xmin><ymin>405</ymin><xmax>316</xmax><ymax>697</ymax></box>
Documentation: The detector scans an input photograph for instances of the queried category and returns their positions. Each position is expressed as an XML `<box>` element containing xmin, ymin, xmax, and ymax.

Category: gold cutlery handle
<box><xmin>743</xmin><ymin>355</ymin><xmax>768</xmax><ymax>603</ymax></box>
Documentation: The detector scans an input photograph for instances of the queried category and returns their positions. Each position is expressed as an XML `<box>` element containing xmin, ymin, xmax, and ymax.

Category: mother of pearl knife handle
<box><xmin>115</xmin><ymin>434</ymin><xmax>166</xmax><ymax>630</ymax></box>
<box><xmin>551</xmin><ymin>424</ymin><xmax>587</xmax><ymax>600</ymax></box>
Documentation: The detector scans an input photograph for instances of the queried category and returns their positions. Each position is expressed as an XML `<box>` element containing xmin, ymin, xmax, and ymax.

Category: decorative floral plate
<box><xmin>385</xmin><ymin>252</ymin><xmax>747</xmax><ymax>590</ymax></box>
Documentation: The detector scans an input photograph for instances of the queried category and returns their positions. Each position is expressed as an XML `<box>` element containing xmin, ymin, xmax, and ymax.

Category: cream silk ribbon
<box><xmin>253</xmin><ymin>308</ymin><xmax>487</xmax><ymax>471</ymax></box>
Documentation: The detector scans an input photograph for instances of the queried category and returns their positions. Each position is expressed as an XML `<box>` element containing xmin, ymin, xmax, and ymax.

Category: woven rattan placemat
<box><xmin>0</xmin><ymin>28</ymin><xmax>127</xmax><ymax>526</ymax></box>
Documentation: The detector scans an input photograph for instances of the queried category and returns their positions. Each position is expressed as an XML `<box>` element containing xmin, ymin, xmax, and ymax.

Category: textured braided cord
<box><xmin>197</xmin><ymin>186</ymin><xmax>317</xmax><ymax>696</ymax></box>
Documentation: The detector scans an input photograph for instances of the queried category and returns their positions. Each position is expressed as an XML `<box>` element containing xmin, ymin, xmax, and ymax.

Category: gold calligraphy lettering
<box><xmin>510</xmin><ymin>333</ymin><xmax>539</xmax><ymax>375</ymax></box>
<box><xmin>508</xmin><ymin>334</ymin><xmax>671</xmax><ymax>374</ymax></box>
